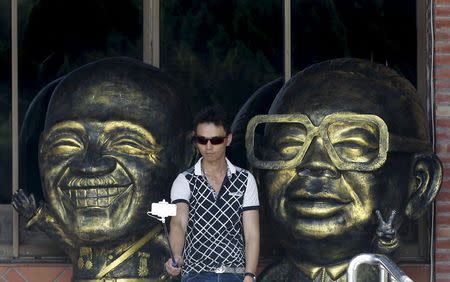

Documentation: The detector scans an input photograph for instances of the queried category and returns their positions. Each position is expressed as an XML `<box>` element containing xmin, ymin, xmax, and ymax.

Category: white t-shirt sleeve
<box><xmin>170</xmin><ymin>173</ymin><xmax>191</xmax><ymax>203</ymax></box>
<box><xmin>243</xmin><ymin>172</ymin><xmax>259</xmax><ymax>208</ymax></box>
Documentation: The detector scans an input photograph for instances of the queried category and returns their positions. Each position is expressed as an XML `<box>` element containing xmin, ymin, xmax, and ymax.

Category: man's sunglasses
<box><xmin>194</xmin><ymin>136</ymin><xmax>227</xmax><ymax>145</ymax></box>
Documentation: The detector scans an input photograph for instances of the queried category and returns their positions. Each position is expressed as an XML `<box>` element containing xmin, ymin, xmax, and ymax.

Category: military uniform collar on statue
<box><xmin>92</xmin><ymin>225</ymin><xmax>164</xmax><ymax>281</ymax></box>
<box><xmin>259</xmin><ymin>257</ymin><xmax>349</xmax><ymax>282</ymax></box>
<box><xmin>294</xmin><ymin>260</ymin><xmax>348</xmax><ymax>281</ymax></box>
<box><xmin>25</xmin><ymin>204</ymin><xmax>169</xmax><ymax>281</ymax></box>
<box><xmin>75</xmin><ymin>224</ymin><xmax>169</xmax><ymax>281</ymax></box>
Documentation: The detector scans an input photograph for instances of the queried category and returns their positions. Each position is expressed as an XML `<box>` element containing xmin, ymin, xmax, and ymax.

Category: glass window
<box><xmin>290</xmin><ymin>0</ymin><xmax>428</xmax><ymax>263</ymax></box>
<box><xmin>18</xmin><ymin>0</ymin><xmax>143</xmax><ymax>202</ymax></box>
<box><xmin>0</xmin><ymin>0</ymin><xmax>12</xmax><ymax>204</ymax></box>
<box><xmin>160</xmin><ymin>0</ymin><xmax>429</xmax><ymax>264</ymax></box>
<box><xmin>291</xmin><ymin>0</ymin><xmax>416</xmax><ymax>87</ymax></box>
<box><xmin>0</xmin><ymin>0</ymin><xmax>432</xmax><ymax>264</ymax></box>
<box><xmin>16</xmin><ymin>0</ymin><xmax>144</xmax><ymax>258</ymax></box>
<box><xmin>160</xmin><ymin>0</ymin><xmax>283</xmax><ymax>116</ymax></box>
<box><xmin>161</xmin><ymin>2</ymin><xmax>283</xmax><ymax>262</ymax></box>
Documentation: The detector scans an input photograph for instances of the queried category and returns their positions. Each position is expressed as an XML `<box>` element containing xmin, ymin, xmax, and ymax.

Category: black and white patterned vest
<box><xmin>181</xmin><ymin>166</ymin><xmax>250</xmax><ymax>274</ymax></box>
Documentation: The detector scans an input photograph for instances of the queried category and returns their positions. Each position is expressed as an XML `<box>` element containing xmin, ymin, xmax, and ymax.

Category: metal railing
<box><xmin>347</xmin><ymin>254</ymin><xmax>414</xmax><ymax>282</ymax></box>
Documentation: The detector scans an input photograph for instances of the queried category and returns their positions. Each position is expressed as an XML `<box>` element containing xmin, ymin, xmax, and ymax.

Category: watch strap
<box><xmin>244</xmin><ymin>272</ymin><xmax>257</xmax><ymax>280</ymax></box>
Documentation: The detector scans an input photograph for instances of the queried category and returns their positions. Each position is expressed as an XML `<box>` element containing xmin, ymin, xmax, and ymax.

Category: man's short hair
<box><xmin>194</xmin><ymin>105</ymin><xmax>230</xmax><ymax>134</ymax></box>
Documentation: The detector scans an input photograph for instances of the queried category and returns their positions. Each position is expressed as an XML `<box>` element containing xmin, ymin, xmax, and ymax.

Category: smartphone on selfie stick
<box><xmin>147</xmin><ymin>200</ymin><xmax>179</xmax><ymax>267</ymax></box>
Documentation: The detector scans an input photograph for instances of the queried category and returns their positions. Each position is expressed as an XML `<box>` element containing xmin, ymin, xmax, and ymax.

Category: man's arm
<box><xmin>165</xmin><ymin>202</ymin><xmax>189</xmax><ymax>276</ymax></box>
<box><xmin>243</xmin><ymin>209</ymin><xmax>260</xmax><ymax>281</ymax></box>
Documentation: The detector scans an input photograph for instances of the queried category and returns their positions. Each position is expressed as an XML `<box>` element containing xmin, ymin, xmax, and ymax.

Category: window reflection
<box><xmin>291</xmin><ymin>0</ymin><xmax>417</xmax><ymax>86</ymax></box>
<box><xmin>0</xmin><ymin>0</ymin><xmax>12</xmax><ymax>204</ymax></box>
<box><xmin>18</xmin><ymin>0</ymin><xmax>143</xmax><ymax>201</ymax></box>
<box><xmin>0</xmin><ymin>0</ymin><xmax>430</xmax><ymax>266</ymax></box>
<box><xmin>15</xmin><ymin>0</ymin><xmax>144</xmax><ymax>258</ymax></box>
<box><xmin>160</xmin><ymin>0</ymin><xmax>283</xmax><ymax>115</ymax></box>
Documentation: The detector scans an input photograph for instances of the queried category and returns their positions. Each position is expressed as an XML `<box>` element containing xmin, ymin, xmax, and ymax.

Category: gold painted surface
<box><xmin>242</xmin><ymin>58</ymin><xmax>442</xmax><ymax>281</ymax></box>
<box><xmin>246</xmin><ymin>112</ymin><xmax>430</xmax><ymax>171</ymax></box>
<box><xmin>295</xmin><ymin>261</ymin><xmax>348</xmax><ymax>280</ymax></box>
<box><xmin>138</xmin><ymin>252</ymin><xmax>151</xmax><ymax>277</ymax></box>
<box><xmin>13</xmin><ymin>58</ymin><xmax>192</xmax><ymax>280</ymax></box>
<box><xmin>39</xmin><ymin>120</ymin><xmax>163</xmax><ymax>240</ymax></box>
<box><xmin>96</xmin><ymin>226</ymin><xmax>161</xmax><ymax>279</ymax></box>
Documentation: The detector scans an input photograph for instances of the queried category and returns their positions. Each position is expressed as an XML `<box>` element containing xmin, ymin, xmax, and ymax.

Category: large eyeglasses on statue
<box><xmin>245</xmin><ymin>113</ymin><xmax>431</xmax><ymax>171</ymax></box>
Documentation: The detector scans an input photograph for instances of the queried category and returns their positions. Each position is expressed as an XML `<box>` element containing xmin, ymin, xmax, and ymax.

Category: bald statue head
<box><xmin>247</xmin><ymin>58</ymin><xmax>441</xmax><ymax>264</ymax></box>
<box><xmin>39</xmin><ymin>57</ymin><xmax>191</xmax><ymax>243</ymax></box>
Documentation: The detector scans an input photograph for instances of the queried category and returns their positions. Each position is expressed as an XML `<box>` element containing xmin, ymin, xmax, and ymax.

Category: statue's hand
<box><xmin>375</xmin><ymin>210</ymin><xmax>397</xmax><ymax>239</ymax></box>
<box><xmin>375</xmin><ymin>210</ymin><xmax>399</xmax><ymax>254</ymax></box>
<box><xmin>12</xmin><ymin>189</ymin><xmax>38</xmax><ymax>220</ymax></box>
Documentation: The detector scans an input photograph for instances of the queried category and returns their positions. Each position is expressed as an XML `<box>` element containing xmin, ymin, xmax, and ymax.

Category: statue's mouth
<box><xmin>60</xmin><ymin>184</ymin><xmax>132</xmax><ymax>208</ymax></box>
<box><xmin>286</xmin><ymin>197</ymin><xmax>348</xmax><ymax>217</ymax></box>
<box><xmin>285</xmin><ymin>191</ymin><xmax>351</xmax><ymax>218</ymax></box>
<box><xmin>57</xmin><ymin>164</ymin><xmax>134</xmax><ymax>208</ymax></box>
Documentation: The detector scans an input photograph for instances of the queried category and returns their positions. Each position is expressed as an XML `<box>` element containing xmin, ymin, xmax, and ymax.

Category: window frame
<box><xmin>2</xmin><ymin>1</ymin><xmax>436</xmax><ymax>271</ymax></box>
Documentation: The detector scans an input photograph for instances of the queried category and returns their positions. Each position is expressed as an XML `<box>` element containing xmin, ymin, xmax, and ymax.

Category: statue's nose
<box><xmin>71</xmin><ymin>146</ymin><xmax>116</xmax><ymax>176</ymax></box>
<box><xmin>296</xmin><ymin>136</ymin><xmax>339</xmax><ymax>178</ymax></box>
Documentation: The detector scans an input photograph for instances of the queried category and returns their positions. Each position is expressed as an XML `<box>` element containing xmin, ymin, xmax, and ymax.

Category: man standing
<box><xmin>165</xmin><ymin>106</ymin><xmax>260</xmax><ymax>282</ymax></box>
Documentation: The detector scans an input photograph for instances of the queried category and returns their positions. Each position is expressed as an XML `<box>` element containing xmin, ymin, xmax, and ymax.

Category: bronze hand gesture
<box><xmin>375</xmin><ymin>210</ymin><xmax>397</xmax><ymax>239</ymax></box>
<box><xmin>375</xmin><ymin>210</ymin><xmax>399</xmax><ymax>254</ymax></box>
<box><xmin>12</xmin><ymin>189</ymin><xmax>38</xmax><ymax>220</ymax></box>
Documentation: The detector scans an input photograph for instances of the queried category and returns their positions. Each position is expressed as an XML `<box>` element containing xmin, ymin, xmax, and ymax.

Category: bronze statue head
<box><xmin>246</xmin><ymin>58</ymin><xmax>442</xmax><ymax>264</ymax></box>
<box><xmin>38</xmin><ymin>57</ymin><xmax>191</xmax><ymax>244</ymax></box>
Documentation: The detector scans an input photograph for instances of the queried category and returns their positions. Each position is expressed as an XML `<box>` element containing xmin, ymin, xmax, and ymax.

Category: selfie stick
<box><xmin>147</xmin><ymin>199</ymin><xmax>179</xmax><ymax>267</ymax></box>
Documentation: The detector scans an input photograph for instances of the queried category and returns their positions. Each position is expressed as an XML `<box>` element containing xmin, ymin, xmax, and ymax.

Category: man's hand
<box><xmin>12</xmin><ymin>189</ymin><xmax>38</xmax><ymax>220</ymax></box>
<box><xmin>164</xmin><ymin>256</ymin><xmax>183</xmax><ymax>277</ymax></box>
<box><xmin>243</xmin><ymin>275</ymin><xmax>256</xmax><ymax>282</ymax></box>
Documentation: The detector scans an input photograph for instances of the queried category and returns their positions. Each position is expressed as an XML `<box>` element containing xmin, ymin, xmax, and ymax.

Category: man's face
<box><xmin>257</xmin><ymin>72</ymin><xmax>415</xmax><ymax>242</ymax></box>
<box><xmin>195</xmin><ymin>123</ymin><xmax>231</xmax><ymax>163</ymax></box>
<box><xmin>39</xmin><ymin>78</ymin><xmax>177</xmax><ymax>243</ymax></box>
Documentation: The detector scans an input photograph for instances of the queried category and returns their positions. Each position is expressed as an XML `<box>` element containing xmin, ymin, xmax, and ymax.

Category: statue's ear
<box><xmin>405</xmin><ymin>153</ymin><xmax>443</xmax><ymax>220</ymax></box>
<box><xmin>184</xmin><ymin>130</ymin><xmax>199</xmax><ymax>168</ymax></box>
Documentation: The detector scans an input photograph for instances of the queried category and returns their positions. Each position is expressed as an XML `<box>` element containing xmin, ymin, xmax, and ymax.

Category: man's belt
<box><xmin>210</xmin><ymin>266</ymin><xmax>245</xmax><ymax>274</ymax></box>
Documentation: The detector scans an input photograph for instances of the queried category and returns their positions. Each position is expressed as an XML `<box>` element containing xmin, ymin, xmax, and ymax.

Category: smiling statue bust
<box><xmin>245</xmin><ymin>58</ymin><xmax>442</xmax><ymax>281</ymax></box>
<box><xmin>13</xmin><ymin>57</ymin><xmax>192</xmax><ymax>281</ymax></box>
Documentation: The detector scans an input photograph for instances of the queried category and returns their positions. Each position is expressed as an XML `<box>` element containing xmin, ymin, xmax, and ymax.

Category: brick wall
<box><xmin>0</xmin><ymin>264</ymin><xmax>72</xmax><ymax>282</ymax></box>
<box><xmin>436</xmin><ymin>0</ymin><xmax>450</xmax><ymax>281</ymax></box>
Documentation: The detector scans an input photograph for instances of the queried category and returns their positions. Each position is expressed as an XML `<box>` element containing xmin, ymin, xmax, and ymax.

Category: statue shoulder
<box><xmin>259</xmin><ymin>259</ymin><xmax>302</xmax><ymax>282</ymax></box>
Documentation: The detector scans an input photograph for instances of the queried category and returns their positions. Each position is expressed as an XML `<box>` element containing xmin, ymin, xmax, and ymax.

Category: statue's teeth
<box><xmin>98</xmin><ymin>197</ymin><xmax>109</xmax><ymax>207</ymax></box>
<box><xmin>98</xmin><ymin>188</ymin><xmax>108</xmax><ymax>197</ymax></box>
<box><xmin>76</xmin><ymin>190</ymin><xmax>87</xmax><ymax>198</ymax></box>
<box><xmin>63</xmin><ymin>186</ymin><xmax>129</xmax><ymax>207</ymax></box>
<box><xmin>86</xmin><ymin>198</ymin><xmax>97</xmax><ymax>206</ymax></box>
<box><xmin>77</xmin><ymin>199</ymin><xmax>87</xmax><ymax>207</ymax></box>
<box><xmin>109</xmin><ymin>187</ymin><xmax>118</xmax><ymax>195</ymax></box>
<box><xmin>86</xmin><ymin>189</ymin><xmax>97</xmax><ymax>198</ymax></box>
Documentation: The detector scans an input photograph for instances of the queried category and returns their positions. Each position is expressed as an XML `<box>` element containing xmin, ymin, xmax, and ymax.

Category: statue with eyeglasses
<box><xmin>12</xmin><ymin>57</ymin><xmax>192</xmax><ymax>281</ymax></box>
<box><xmin>243</xmin><ymin>58</ymin><xmax>442</xmax><ymax>281</ymax></box>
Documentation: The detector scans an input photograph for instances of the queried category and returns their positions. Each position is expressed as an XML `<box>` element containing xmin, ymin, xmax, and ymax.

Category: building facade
<box><xmin>1</xmin><ymin>0</ymin><xmax>449</xmax><ymax>281</ymax></box>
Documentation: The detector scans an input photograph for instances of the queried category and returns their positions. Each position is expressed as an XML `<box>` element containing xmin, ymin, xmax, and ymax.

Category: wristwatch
<box><xmin>244</xmin><ymin>272</ymin><xmax>257</xmax><ymax>281</ymax></box>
